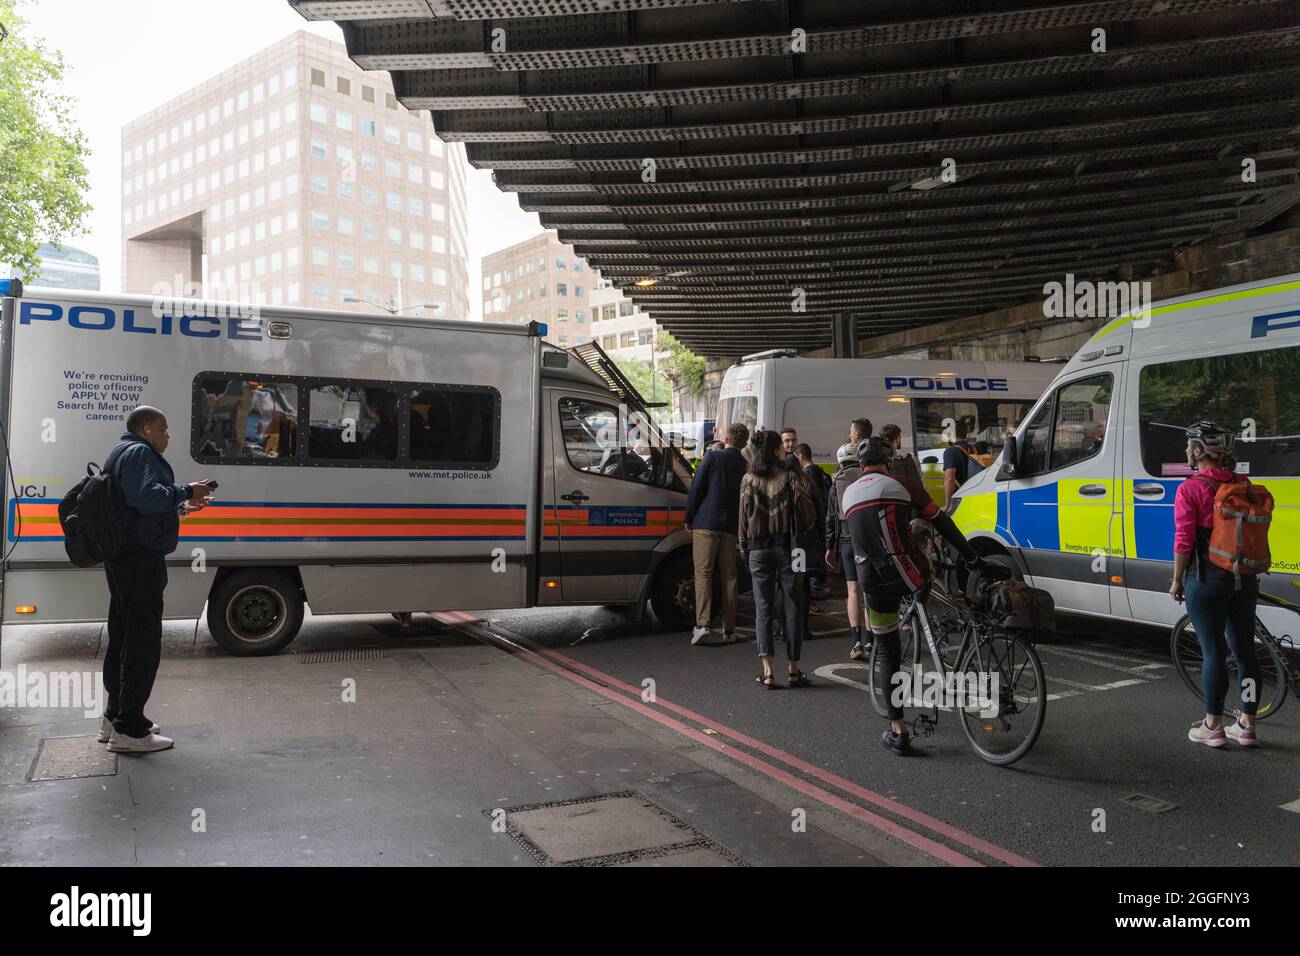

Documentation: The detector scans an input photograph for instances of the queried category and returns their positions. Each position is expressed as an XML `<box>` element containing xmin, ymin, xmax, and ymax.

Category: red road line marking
<box><xmin>527</xmin><ymin>642</ymin><xmax>1038</xmax><ymax>868</ymax></box>
<box><xmin>504</xmin><ymin>638</ymin><xmax>982</xmax><ymax>867</ymax></box>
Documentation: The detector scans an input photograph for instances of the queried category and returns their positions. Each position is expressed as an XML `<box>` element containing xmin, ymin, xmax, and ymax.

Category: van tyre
<box><xmin>650</xmin><ymin>551</ymin><xmax>695</xmax><ymax>631</ymax></box>
<box><xmin>208</xmin><ymin>570</ymin><xmax>305</xmax><ymax>656</ymax></box>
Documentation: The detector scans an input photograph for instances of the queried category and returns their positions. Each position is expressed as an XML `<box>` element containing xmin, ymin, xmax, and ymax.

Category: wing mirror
<box><xmin>997</xmin><ymin>434</ymin><xmax>1019</xmax><ymax>481</ymax></box>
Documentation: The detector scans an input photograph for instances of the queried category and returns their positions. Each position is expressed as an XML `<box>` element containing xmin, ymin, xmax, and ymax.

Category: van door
<box><xmin>548</xmin><ymin>388</ymin><xmax>670</xmax><ymax>603</ymax></box>
<box><xmin>1005</xmin><ymin>368</ymin><xmax>1124</xmax><ymax>614</ymax></box>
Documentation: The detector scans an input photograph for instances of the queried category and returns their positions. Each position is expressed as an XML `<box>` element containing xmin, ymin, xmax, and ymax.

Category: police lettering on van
<box><xmin>883</xmin><ymin>375</ymin><xmax>1010</xmax><ymax>393</ymax></box>
<box><xmin>19</xmin><ymin>302</ymin><xmax>263</xmax><ymax>341</ymax></box>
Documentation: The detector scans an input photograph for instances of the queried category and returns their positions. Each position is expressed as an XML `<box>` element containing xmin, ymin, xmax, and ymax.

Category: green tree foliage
<box><xmin>0</xmin><ymin>1</ymin><xmax>91</xmax><ymax>279</ymax></box>
<box><xmin>656</xmin><ymin>332</ymin><xmax>706</xmax><ymax>395</ymax></box>
<box><xmin>612</xmin><ymin>356</ymin><xmax>673</xmax><ymax>421</ymax></box>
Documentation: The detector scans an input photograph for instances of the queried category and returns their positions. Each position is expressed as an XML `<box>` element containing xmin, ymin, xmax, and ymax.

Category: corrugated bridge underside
<box><xmin>291</xmin><ymin>0</ymin><xmax>1300</xmax><ymax>355</ymax></box>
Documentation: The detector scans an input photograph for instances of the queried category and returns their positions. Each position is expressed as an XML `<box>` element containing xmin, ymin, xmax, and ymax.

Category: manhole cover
<box><xmin>1121</xmin><ymin>793</ymin><xmax>1179</xmax><ymax>814</ymax></box>
<box><xmin>487</xmin><ymin>791</ymin><xmax>745</xmax><ymax>867</ymax></box>
<box><xmin>293</xmin><ymin>647</ymin><xmax>386</xmax><ymax>663</ymax></box>
<box><xmin>28</xmin><ymin>736</ymin><xmax>117</xmax><ymax>782</ymax></box>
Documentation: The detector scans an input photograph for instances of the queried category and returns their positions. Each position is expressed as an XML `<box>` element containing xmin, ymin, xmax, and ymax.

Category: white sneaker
<box><xmin>691</xmin><ymin>626</ymin><xmax>713</xmax><ymax>645</ymax></box>
<box><xmin>106</xmin><ymin>731</ymin><xmax>174</xmax><ymax>754</ymax></box>
<box><xmin>1187</xmin><ymin>720</ymin><xmax>1227</xmax><ymax>748</ymax></box>
<box><xmin>1225</xmin><ymin>720</ymin><xmax>1259</xmax><ymax>748</ymax></box>
<box><xmin>98</xmin><ymin>717</ymin><xmax>160</xmax><ymax>743</ymax></box>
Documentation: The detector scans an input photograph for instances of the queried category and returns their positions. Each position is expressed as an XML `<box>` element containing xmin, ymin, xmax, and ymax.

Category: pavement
<box><xmin>2</xmin><ymin>578</ymin><xmax>1297</xmax><ymax>867</ymax></box>
<box><xmin>1</xmin><ymin>608</ymin><xmax>933</xmax><ymax>868</ymax></box>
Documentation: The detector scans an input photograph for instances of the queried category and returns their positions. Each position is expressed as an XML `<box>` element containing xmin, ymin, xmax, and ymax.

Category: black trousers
<box><xmin>103</xmin><ymin>550</ymin><xmax>167</xmax><ymax>737</ymax></box>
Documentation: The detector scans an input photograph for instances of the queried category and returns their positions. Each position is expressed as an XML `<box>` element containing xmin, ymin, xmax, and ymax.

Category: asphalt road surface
<box><xmin>479</xmin><ymin>591</ymin><xmax>1300</xmax><ymax>867</ymax></box>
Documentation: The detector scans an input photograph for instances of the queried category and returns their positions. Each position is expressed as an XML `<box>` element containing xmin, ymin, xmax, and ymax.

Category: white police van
<box><xmin>0</xmin><ymin>285</ymin><xmax>698</xmax><ymax>654</ymax></box>
<box><xmin>716</xmin><ymin>349</ymin><xmax>1059</xmax><ymax>497</ymax></box>
<box><xmin>950</xmin><ymin>272</ymin><xmax>1300</xmax><ymax>627</ymax></box>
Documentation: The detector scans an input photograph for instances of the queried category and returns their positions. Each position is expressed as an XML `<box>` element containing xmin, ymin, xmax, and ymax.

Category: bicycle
<box><xmin>1170</xmin><ymin>587</ymin><xmax>1300</xmax><ymax>720</ymax></box>
<box><xmin>865</xmin><ymin>538</ymin><xmax>1047</xmax><ymax>766</ymax></box>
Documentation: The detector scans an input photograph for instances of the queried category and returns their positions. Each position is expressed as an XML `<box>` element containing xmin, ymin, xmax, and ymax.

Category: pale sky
<box><xmin>17</xmin><ymin>0</ymin><xmax>544</xmax><ymax>319</ymax></box>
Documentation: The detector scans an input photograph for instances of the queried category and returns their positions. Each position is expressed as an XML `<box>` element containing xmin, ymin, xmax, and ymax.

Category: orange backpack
<box><xmin>1192</xmin><ymin>475</ymin><xmax>1273</xmax><ymax>586</ymax></box>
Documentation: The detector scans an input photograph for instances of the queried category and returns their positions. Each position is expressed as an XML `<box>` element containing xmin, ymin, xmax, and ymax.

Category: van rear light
<box><xmin>14</xmin><ymin>606</ymin><xmax>36</xmax><ymax>615</ymax></box>
<box><xmin>543</xmin><ymin>580</ymin><xmax>559</xmax><ymax>589</ymax></box>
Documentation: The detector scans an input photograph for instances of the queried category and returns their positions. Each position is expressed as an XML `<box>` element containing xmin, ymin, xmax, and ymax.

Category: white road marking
<box><xmin>1280</xmin><ymin>798</ymin><xmax>1300</xmax><ymax>814</ymax></box>
<box><xmin>1051</xmin><ymin>676</ymin><xmax>1147</xmax><ymax>692</ymax></box>
<box><xmin>1038</xmin><ymin>645</ymin><xmax>1168</xmax><ymax>678</ymax></box>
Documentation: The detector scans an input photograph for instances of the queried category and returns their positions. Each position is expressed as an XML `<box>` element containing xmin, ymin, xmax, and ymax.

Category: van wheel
<box><xmin>650</xmin><ymin>552</ymin><xmax>695</xmax><ymax>631</ymax></box>
<box><xmin>207</xmin><ymin>570</ymin><xmax>304</xmax><ymax>656</ymax></box>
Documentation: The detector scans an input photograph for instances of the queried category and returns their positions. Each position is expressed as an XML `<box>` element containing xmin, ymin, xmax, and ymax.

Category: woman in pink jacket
<box><xmin>1170</xmin><ymin>422</ymin><xmax>1260</xmax><ymax>748</ymax></box>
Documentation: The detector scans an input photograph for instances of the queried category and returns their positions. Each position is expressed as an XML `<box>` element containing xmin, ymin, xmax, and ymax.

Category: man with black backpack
<box><xmin>98</xmin><ymin>406</ymin><xmax>215</xmax><ymax>754</ymax></box>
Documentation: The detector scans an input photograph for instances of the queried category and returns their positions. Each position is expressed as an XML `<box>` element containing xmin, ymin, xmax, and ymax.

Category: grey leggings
<box><xmin>749</xmin><ymin>546</ymin><xmax>803</xmax><ymax>661</ymax></box>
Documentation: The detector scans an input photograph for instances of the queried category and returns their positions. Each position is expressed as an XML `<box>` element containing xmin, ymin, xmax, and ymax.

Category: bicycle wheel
<box><xmin>1169</xmin><ymin>614</ymin><xmax>1287</xmax><ymax>720</ymax></box>
<box><xmin>957</xmin><ymin>630</ymin><xmax>1046</xmax><ymax>766</ymax></box>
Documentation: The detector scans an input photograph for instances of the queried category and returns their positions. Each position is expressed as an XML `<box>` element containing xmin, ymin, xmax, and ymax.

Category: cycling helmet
<box><xmin>1185</xmin><ymin>420</ymin><xmax>1235</xmax><ymax>461</ymax></box>
<box><xmin>836</xmin><ymin>442</ymin><xmax>858</xmax><ymax>466</ymax></box>
<box><xmin>857</xmin><ymin>437</ymin><xmax>891</xmax><ymax>467</ymax></box>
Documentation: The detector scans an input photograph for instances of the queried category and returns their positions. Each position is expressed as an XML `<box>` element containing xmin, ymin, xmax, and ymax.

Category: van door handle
<box><xmin>1133</xmin><ymin>483</ymin><xmax>1165</xmax><ymax>500</ymax></box>
<box><xmin>561</xmin><ymin>491</ymin><xmax>589</xmax><ymax>503</ymax></box>
<box><xmin>1078</xmin><ymin>484</ymin><xmax>1108</xmax><ymax>497</ymax></box>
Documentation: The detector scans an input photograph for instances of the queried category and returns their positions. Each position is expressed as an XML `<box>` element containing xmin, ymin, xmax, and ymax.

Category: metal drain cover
<box><xmin>292</xmin><ymin>647</ymin><xmax>386</xmax><ymax>664</ymax></box>
<box><xmin>1121</xmin><ymin>793</ymin><xmax>1179</xmax><ymax>814</ymax></box>
<box><xmin>28</xmin><ymin>735</ymin><xmax>117</xmax><ymax>782</ymax></box>
<box><xmin>489</xmin><ymin>791</ymin><xmax>744</xmax><ymax>867</ymax></box>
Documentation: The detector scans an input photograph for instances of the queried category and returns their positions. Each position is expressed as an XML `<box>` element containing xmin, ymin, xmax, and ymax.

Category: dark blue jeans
<box><xmin>1185</xmin><ymin>571</ymin><xmax>1260</xmax><ymax>718</ymax></box>
<box><xmin>749</xmin><ymin>547</ymin><xmax>802</xmax><ymax>661</ymax></box>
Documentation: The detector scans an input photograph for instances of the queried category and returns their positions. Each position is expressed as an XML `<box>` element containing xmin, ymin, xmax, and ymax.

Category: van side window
<box><xmin>559</xmin><ymin>397</ymin><xmax>657</xmax><ymax>484</ymax></box>
<box><xmin>1139</xmin><ymin>346</ymin><xmax>1300</xmax><ymax>477</ymax></box>
<box><xmin>307</xmin><ymin>384</ymin><xmax>400</xmax><ymax>462</ymax></box>
<box><xmin>1048</xmin><ymin>374</ymin><xmax>1112</xmax><ymax>470</ymax></box>
<box><xmin>195</xmin><ymin>377</ymin><xmax>298</xmax><ymax>461</ymax></box>
<box><xmin>1017</xmin><ymin>372</ymin><xmax>1112</xmax><ymax>475</ymax></box>
<box><xmin>410</xmin><ymin>386</ymin><xmax>499</xmax><ymax>468</ymax></box>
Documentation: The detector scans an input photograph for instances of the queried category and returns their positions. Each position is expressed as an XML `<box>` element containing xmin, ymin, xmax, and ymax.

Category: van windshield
<box><xmin>913</xmin><ymin>398</ymin><xmax>1036</xmax><ymax>455</ymax></box>
<box><xmin>718</xmin><ymin>396</ymin><xmax>757</xmax><ymax>436</ymax></box>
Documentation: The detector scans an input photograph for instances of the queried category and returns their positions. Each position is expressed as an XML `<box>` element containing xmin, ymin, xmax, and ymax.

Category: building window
<box><xmin>620</xmin><ymin>332</ymin><xmax>636</xmax><ymax>348</ymax></box>
<box><xmin>555</xmin><ymin>257</ymin><xmax>567</xmax><ymax>269</ymax></box>
<box><xmin>407</xmin><ymin>131</ymin><xmax>422</xmax><ymax>150</ymax></box>
<box><xmin>407</xmin><ymin>197</ymin><xmax>423</xmax><ymax>216</ymax></box>
<box><xmin>362</xmin><ymin>85</ymin><xmax>375</xmax><ymax>103</ymax></box>
<box><xmin>638</xmin><ymin>329</ymin><xmax>654</xmax><ymax>345</ymax></box>
<box><xmin>311</xmin><ymin>247</ymin><xmax>328</xmax><ymax>266</ymax></box>
<box><xmin>618</xmin><ymin>302</ymin><xmax>633</xmax><ymax>317</ymax></box>
<box><xmin>363</xmin><ymin>186</ymin><xmax>379</xmax><ymax>206</ymax></box>
<box><xmin>410</xmin><ymin>263</ymin><xmax>425</xmax><ymax>283</ymax></box>
<box><xmin>361</xmin><ymin>118</ymin><xmax>376</xmax><ymax>137</ymax></box>
<box><xmin>363</xmin><ymin>221</ymin><xmax>380</xmax><ymax>240</ymax></box>
<box><xmin>386</xmin><ymin>225</ymin><xmax>402</xmax><ymax>245</ymax></box>
<box><xmin>338</xmin><ymin>180</ymin><xmax>354</xmax><ymax>199</ymax></box>
<box><xmin>337</xmin><ymin>215</ymin><xmax>354</xmax><ymax>235</ymax></box>
<box><xmin>311</xmin><ymin>210</ymin><xmax>329</xmax><ymax>230</ymax></box>
<box><xmin>361</xmin><ymin>152</ymin><xmax>378</xmax><ymax>172</ymax></box>
<box><xmin>384</xmin><ymin>123</ymin><xmax>400</xmax><ymax>144</ymax></box>
<box><xmin>362</xmin><ymin>256</ymin><xmax>379</xmax><ymax>274</ymax></box>
<box><xmin>310</xmin><ymin>68</ymin><xmax>325</xmax><ymax>87</ymax></box>
<box><xmin>556</xmin><ymin>283</ymin><xmax>567</xmax><ymax>297</ymax></box>
<box><xmin>310</xmin><ymin>102</ymin><xmax>327</xmax><ymax>123</ymax></box>
<box><xmin>337</xmin><ymin>77</ymin><xmax>350</xmax><ymax>96</ymax></box>
<box><xmin>386</xmin><ymin>192</ymin><xmax>402</xmax><ymax>211</ymax></box>
<box><xmin>312</xmin><ymin>282</ymin><xmax>330</xmax><ymax>302</ymax></box>
<box><xmin>311</xmin><ymin>175</ymin><xmax>328</xmax><ymax>194</ymax></box>
<box><xmin>336</xmin><ymin>111</ymin><xmax>352</xmax><ymax>132</ymax></box>
<box><xmin>338</xmin><ymin>252</ymin><xmax>355</xmax><ymax>270</ymax></box>
<box><xmin>385</xmin><ymin>92</ymin><xmax>398</xmax><ymax>110</ymax></box>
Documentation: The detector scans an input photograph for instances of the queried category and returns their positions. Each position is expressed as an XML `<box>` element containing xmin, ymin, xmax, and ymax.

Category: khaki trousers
<box><xmin>692</xmin><ymin>529</ymin><xmax>738</xmax><ymax>630</ymax></box>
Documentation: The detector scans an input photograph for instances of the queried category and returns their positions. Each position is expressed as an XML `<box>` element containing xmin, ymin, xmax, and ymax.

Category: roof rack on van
<box><xmin>568</xmin><ymin>341</ymin><xmax>670</xmax><ymax>412</ymax></box>
<box><xmin>740</xmin><ymin>348</ymin><xmax>799</xmax><ymax>363</ymax></box>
